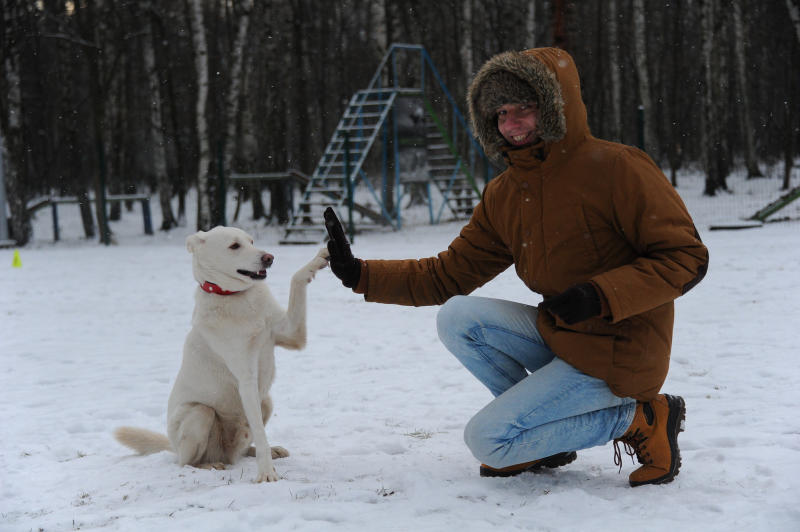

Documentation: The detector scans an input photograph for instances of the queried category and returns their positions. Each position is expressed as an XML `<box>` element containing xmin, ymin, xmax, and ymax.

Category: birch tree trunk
<box><xmin>188</xmin><ymin>0</ymin><xmax>212</xmax><ymax>230</ymax></box>
<box><xmin>222</xmin><ymin>0</ymin><xmax>253</xmax><ymax>204</ymax></box>
<box><xmin>607</xmin><ymin>0</ymin><xmax>622</xmax><ymax>142</ymax></box>
<box><xmin>632</xmin><ymin>0</ymin><xmax>657</xmax><ymax>157</ymax></box>
<box><xmin>732</xmin><ymin>0</ymin><xmax>762</xmax><ymax>178</ymax></box>
<box><xmin>144</xmin><ymin>2</ymin><xmax>178</xmax><ymax>230</ymax></box>
<box><xmin>77</xmin><ymin>0</ymin><xmax>111</xmax><ymax>244</ymax></box>
<box><xmin>525</xmin><ymin>0</ymin><xmax>536</xmax><ymax>48</ymax></box>
<box><xmin>460</xmin><ymin>0</ymin><xmax>473</xmax><ymax>77</ymax></box>
<box><xmin>373</xmin><ymin>0</ymin><xmax>388</xmax><ymax>52</ymax></box>
<box><xmin>787</xmin><ymin>0</ymin><xmax>800</xmax><ymax>44</ymax></box>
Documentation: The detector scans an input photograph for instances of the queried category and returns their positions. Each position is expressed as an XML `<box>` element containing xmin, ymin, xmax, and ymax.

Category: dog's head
<box><xmin>186</xmin><ymin>226</ymin><xmax>274</xmax><ymax>293</ymax></box>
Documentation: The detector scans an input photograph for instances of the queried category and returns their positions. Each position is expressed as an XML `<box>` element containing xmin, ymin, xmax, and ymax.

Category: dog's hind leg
<box><xmin>172</xmin><ymin>403</ymin><xmax>217</xmax><ymax>467</ymax></box>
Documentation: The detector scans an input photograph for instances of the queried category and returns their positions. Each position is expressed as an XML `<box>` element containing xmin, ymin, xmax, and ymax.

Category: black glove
<box><xmin>324</xmin><ymin>207</ymin><xmax>362</xmax><ymax>288</ymax></box>
<box><xmin>538</xmin><ymin>283</ymin><xmax>602</xmax><ymax>325</ymax></box>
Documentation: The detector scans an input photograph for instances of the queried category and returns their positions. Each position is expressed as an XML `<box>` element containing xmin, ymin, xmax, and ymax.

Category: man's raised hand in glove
<box><xmin>538</xmin><ymin>282</ymin><xmax>604</xmax><ymax>325</ymax></box>
<box><xmin>324</xmin><ymin>207</ymin><xmax>362</xmax><ymax>288</ymax></box>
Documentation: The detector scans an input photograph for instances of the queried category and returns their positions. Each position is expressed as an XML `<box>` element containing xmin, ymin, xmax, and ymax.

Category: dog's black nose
<box><xmin>261</xmin><ymin>253</ymin><xmax>274</xmax><ymax>268</ymax></box>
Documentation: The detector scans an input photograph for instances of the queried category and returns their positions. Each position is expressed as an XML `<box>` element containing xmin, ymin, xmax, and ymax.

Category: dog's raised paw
<box><xmin>293</xmin><ymin>255</ymin><xmax>329</xmax><ymax>284</ymax></box>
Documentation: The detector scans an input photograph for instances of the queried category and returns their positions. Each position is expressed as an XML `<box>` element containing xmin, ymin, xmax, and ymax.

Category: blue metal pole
<box><xmin>344</xmin><ymin>131</ymin><xmax>355</xmax><ymax>243</ymax></box>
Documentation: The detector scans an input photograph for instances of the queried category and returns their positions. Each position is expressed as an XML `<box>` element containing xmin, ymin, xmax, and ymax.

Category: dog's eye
<box><xmin>229</xmin><ymin>243</ymin><xmax>240</xmax><ymax>250</ymax></box>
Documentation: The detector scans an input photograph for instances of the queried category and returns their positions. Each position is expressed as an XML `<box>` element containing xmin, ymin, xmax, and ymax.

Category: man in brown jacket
<box><xmin>325</xmin><ymin>47</ymin><xmax>708</xmax><ymax>487</ymax></box>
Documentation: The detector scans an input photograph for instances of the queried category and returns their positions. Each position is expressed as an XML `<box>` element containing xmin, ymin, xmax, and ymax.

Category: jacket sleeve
<box><xmin>590</xmin><ymin>148</ymin><xmax>709</xmax><ymax>323</ymax></box>
<box><xmin>355</xmin><ymin>197</ymin><xmax>514</xmax><ymax>306</ymax></box>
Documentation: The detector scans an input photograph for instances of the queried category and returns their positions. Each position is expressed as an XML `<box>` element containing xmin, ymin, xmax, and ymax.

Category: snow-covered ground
<box><xmin>1</xmin><ymin>170</ymin><xmax>798</xmax><ymax>531</ymax></box>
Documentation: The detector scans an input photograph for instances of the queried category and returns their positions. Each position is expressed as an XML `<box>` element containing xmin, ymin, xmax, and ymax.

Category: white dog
<box><xmin>114</xmin><ymin>226</ymin><xmax>328</xmax><ymax>482</ymax></box>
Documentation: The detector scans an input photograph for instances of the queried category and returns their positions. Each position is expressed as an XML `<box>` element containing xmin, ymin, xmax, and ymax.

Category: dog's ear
<box><xmin>186</xmin><ymin>231</ymin><xmax>208</xmax><ymax>254</ymax></box>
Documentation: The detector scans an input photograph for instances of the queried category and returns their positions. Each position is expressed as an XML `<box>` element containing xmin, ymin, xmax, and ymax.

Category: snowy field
<box><xmin>1</xmin><ymin>170</ymin><xmax>799</xmax><ymax>531</ymax></box>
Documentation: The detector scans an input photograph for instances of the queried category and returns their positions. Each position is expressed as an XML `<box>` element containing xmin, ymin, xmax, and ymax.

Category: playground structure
<box><xmin>748</xmin><ymin>185</ymin><xmax>800</xmax><ymax>222</ymax></box>
<box><xmin>280</xmin><ymin>43</ymin><xmax>494</xmax><ymax>245</ymax></box>
<box><xmin>709</xmin><ymin>182</ymin><xmax>800</xmax><ymax>230</ymax></box>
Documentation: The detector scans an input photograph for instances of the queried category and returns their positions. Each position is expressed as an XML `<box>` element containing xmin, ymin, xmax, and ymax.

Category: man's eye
<box><xmin>229</xmin><ymin>243</ymin><xmax>240</xmax><ymax>250</ymax></box>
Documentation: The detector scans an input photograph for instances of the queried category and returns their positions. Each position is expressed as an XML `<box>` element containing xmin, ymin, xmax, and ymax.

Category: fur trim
<box><xmin>474</xmin><ymin>71</ymin><xmax>539</xmax><ymax>120</ymax></box>
<box><xmin>468</xmin><ymin>50</ymin><xmax>566</xmax><ymax>163</ymax></box>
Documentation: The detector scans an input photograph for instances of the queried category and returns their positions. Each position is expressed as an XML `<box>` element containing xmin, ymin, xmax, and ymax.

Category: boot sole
<box><xmin>480</xmin><ymin>451</ymin><xmax>578</xmax><ymax>478</ymax></box>
<box><xmin>629</xmin><ymin>394</ymin><xmax>686</xmax><ymax>487</ymax></box>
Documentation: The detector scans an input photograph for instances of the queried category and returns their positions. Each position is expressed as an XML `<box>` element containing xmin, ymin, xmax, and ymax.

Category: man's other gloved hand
<box><xmin>324</xmin><ymin>207</ymin><xmax>362</xmax><ymax>288</ymax></box>
<box><xmin>538</xmin><ymin>282</ymin><xmax>602</xmax><ymax>325</ymax></box>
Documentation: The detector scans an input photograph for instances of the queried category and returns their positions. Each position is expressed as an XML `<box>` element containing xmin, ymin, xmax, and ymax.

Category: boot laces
<box><xmin>613</xmin><ymin>428</ymin><xmax>651</xmax><ymax>472</ymax></box>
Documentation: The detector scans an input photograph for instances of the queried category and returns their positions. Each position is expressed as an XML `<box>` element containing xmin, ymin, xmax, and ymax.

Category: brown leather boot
<box><xmin>614</xmin><ymin>394</ymin><xmax>686</xmax><ymax>487</ymax></box>
<box><xmin>479</xmin><ymin>451</ymin><xmax>577</xmax><ymax>478</ymax></box>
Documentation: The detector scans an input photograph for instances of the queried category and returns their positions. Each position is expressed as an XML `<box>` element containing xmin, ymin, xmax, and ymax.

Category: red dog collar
<box><xmin>200</xmin><ymin>281</ymin><xmax>240</xmax><ymax>295</ymax></box>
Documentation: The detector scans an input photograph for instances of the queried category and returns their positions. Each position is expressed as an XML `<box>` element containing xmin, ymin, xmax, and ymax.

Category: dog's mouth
<box><xmin>237</xmin><ymin>269</ymin><xmax>267</xmax><ymax>280</ymax></box>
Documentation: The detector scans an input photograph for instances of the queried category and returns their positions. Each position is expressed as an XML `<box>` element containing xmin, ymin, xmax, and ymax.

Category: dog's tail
<box><xmin>113</xmin><ymin>426</ymin><xmax>172</xmax><ymax>455</ymax></box>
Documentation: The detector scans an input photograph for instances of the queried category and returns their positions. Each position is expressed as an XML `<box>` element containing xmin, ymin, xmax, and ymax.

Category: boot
<box><xmin>480</xmin><ymin>451</ymin><xmax>577</xmax><ymax>478</ymax></box>
<box><xmin>614</xmin><ymin>394</ymin><xmax>686</xmax><ymax>487</ymax></box>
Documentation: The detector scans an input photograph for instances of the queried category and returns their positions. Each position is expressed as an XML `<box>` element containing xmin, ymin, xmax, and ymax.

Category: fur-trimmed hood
<box><xmin>467</xmin><ymin>48</ymin><xmax>589</xmax><ymax>165</ymax></box>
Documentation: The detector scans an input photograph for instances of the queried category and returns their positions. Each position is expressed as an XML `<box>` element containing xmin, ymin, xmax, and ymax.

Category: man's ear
<box><xmin>186</xmin><ymin>231</ymin><xmax>207</xmax><ymax>254</ymax></box>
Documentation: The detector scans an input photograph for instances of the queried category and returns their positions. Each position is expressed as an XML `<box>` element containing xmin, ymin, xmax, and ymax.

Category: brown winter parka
<box><xmin>353</xmin><ymin>48</ymin><xmax>709</xmax><ymax>401</ymax></box>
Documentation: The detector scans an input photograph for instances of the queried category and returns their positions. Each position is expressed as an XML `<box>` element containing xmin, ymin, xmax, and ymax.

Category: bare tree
<box><xmin>74</xmin><ymin>0</ymin><xmax>112</xmax><ymax>243</ymax></box>
<box><xmin>632</xmin><ymin>0</ymin><xmax>657</xmax><ymax>157</ymax></box>
<box><xmin>525</xmin><ymin>1</ymin><xmax>537</xmax><ymax>48</ymax></box>
<box><xmin>461</xmin><ymin>0</ymin><xmax>474</xmax><ymax>77</ymax></box>
<box><xmin>143</xmin><ymin>2</ymin><xmax>178</xmax><ymax>230</ymax></box>
<box><xmin>222</xmin><ymin>0</ymin><xmax>253</xmax><ymax>200</ymax></box>
<box><xmin>187</xmin><ymin>0</ymin><xmax>212</xmax><ymax>230</ymax></box>
<box><xmin>787</xmin><ymin>0</ymin><xmax>800</xmax><ymax>44</ymax></box>
<box><xmin>0</xmin><ymin>2</ymin><xmax>31</xmax><ymax>244</ymax></box>
<box><xmin>662</xmin><ymin>0</ymin><xmax>690</xmax><ymax>186</ymax></box>
<box><xmin>732</xmin><ymin>0</ymin><xmax>763</xmax><ymax>178</ymax></box>
<box><xmin>700</xmin><ymin>0</ymin><xmax>729</xmax><ymax>195</ymax></box>
<box><xmin>373</xmin><ymin>0</ymin><xmax>388</xmax><ymax>52</ymax></box>
<box><xmin>785</xmin><ymin>1</ymin><xmax>800</xmax><ymax>190</ymax></box>
<box><xmin>607</xmin><ymin>0</ymin><xmax>622</xmax><ymax>142</ymax></box>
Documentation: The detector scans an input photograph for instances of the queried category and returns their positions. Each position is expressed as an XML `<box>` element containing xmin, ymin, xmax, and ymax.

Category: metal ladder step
<box><xmin>283</xmin><ymin>90</ymin><xmax>398</xmax><ymax>244</ymax></box>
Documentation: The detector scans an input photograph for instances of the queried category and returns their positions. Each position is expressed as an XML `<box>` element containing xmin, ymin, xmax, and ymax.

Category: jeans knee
<box><xmin>436</xmin><ymin>295</ymin><xmax>471</xmax><ymax>345</ymax></box>
<box><xmin>463</xmin><ymin>412</ymin><xmax>495</xmax><ymax>465</ymax></box>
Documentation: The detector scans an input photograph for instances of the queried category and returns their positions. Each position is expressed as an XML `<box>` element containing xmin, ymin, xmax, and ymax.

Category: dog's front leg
<box><xmin>275</xmin><ymin>248</ymin><xmax>329</xmax><ymax>349</ymax></box>
<box><xmin>236</xmin><ymin>374</ymin><xmax>278</xmax><ymax>482</ymax></box>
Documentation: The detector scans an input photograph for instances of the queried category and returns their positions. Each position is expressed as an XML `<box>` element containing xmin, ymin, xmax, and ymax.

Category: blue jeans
<box><xmin>436</xmin><ymin>295</ymin><xmax>636</xmax><ymax>469</ymax></box>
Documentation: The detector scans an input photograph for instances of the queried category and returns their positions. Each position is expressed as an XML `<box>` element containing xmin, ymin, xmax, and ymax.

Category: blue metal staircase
<box><xmin>280</xmin><ymin>44</ymin><xmax>492</xmax><ymax>245</ymax></box>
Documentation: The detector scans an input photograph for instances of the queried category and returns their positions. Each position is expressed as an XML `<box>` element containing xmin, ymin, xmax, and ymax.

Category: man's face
<box><xmin>497</xmin><ymin>102</ymin><xmax>539</xmax><ymax>147</ymax></box>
